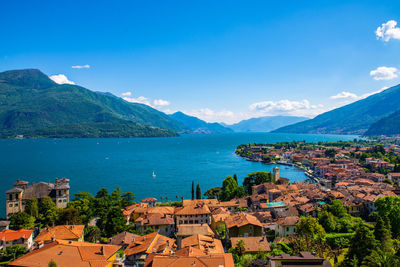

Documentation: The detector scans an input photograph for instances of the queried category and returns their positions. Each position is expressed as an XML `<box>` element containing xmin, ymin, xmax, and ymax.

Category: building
<box><xmin>108</xmin><ymin>231</ymin><xmax>139</xmax><ymax>249</ymax></box>
<box><xmin>8</xmin><ymin>239</ymin><xmax>122</xmax><ymax>267</ymax></box>
<box><xmin>6</xmin><ymin>178</ymin><xmax>70</xmax><ymax>219</ymax></box>
<box><xmin>268</xmin><ymin>252</ymin><xmax>331</xmax><ymax>267</ymax></box>
<box><xmin>0</xmin><ymin>220</ymin><xmax>10</xmax><ymax>232</ymax></box>
<box><xmin>34</xmin><ymin>225</ymin><xmax>85</xmax><ymax>244</ymax></box>
<box><xmin>124</xmin><ymin>232</ymin><xmax>176</xmax><ymax>266</ymax></box>
<box><xmin>225</xmin><ymin>213</ymin><xmax>263</xmax><ymax>238</ymax></box>
<box><xmin>230</xmin><ymin>236</ymin><xmax>270</xmax><ymax>254</ymax></box>
<box><xmin>176</xmin><ymin>224</ymin><xmax>215</xmax><ymax>248</ymax></box>
<box><xmin>175</xmin><ymin>202</ymin><xmax>211</xmax><ymax>225</ymax></box>
<box><xmin>135</xmin><ymin>212</ymin><xmax>175</xmax><ymax>237</ymax></box>
<box><xmin>275</xmin><ymin>216</ymin><xmax>300</xmax><ymax>237</ymax></box>
<box><xmin>144</xmin><ymin>250</ymin><xmax>235</xmax><ymax>267</ymax></box>
<box><xmin>141</xmin><ymin>198</ymin><xmax>157</xmax><ymax>207</ymax></box>
<box><xmin>0</xmin><ymin>229</ymin><xmax>34</xmax><ymax>251</ymax></box>
<box><xmin>181</xmin><ymin>234</ymin><xmax>224</xmax><ymax>254</ymax></box>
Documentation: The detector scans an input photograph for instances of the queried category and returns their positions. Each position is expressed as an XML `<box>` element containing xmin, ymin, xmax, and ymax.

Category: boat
<box><xmin>152</xmin><ymin>171</ymin><xmax>156</xmax><ymax>178</ymax></box>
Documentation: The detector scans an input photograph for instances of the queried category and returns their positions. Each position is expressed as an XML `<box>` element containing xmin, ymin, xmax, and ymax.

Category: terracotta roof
<box><xmin>276</xmin><ymin>216</ymin><xmax>300</xmax><ymax>226</ymax></box>
<box><xmin>176</xmin><ymin>224</ymin><xmax>215</xmax><ymax>237</ymax></box>
<box><xmin>135</xmin><ymin>213</ymin><xmax>174</xmax><ymax>226</ymax></box>
<box><xmin>175</xmin><ymin>246</ymin><xmax>206</xmax><ymax>257</ymax></box>
<box><xmin>8</xmin><ymin>240</ymin><xmax>120</xmax><ymax>267</ymax></box>
<box><xmin>182</xmin><ymin>199</ymin><xmax>220</xmax><ymax>207</ymax></box>
<box><xmin>0</xmin><ymin>229</ymin><xmax>33</xmax><ymax>242</ymax></box>
<box><xmin>181</xmin><ymin>234</ymin><xmax>224</xmax><ymax>254</ymax></box>
<box><xmin>175</xmin><ymin>203</ymin><xmax>211</xmax><ymax>215</ymax></box>
<box><xmin>144</xmin><ymin>253</ymin><xmax>235</xmax><ymax>267</ymax></box>
<box><xmin>108</xmin><ymin>231</ymin><xmax>139</xmax><ymax>246</ymax></box>
<box><xmin>147</xmin><ymin>206</ymin><xmax>175</xmax><ymax>214</ymax></box>
<box><xmin>124</xmin><ymin>232</ymin><xmax>175</xmax><ymax>257</ymax></box>
<box><xmin>142</xmin><ymin>198</ymin><xmax>157</xmax><ymax>202</ymax></box>
<box><xmin>34</xmin><ymin>225</ymin><xmax>85</xmax><ymax>242</ymax></box>
<box><xmin>225</xmin><ymin>213</ymin><xmax>263</xmax><ymax>229</ymax></box>
<box><xmin>230</xmin><ymin>236</ymin><xmax>271</xmax><ymax>253</ymax></box>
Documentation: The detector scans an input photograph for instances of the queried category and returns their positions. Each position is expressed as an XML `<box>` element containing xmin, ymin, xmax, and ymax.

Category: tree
<box><xmin>289</xmin><ymin>235</ymin><xmax>333</xmax><ymax>259</ymax></box>
<box><xmin>104</xmin><ymin>206</ymin><xmax>126</xmax><ymax>237</ymax></box>
<box><xmin>375</xmin><ymin>196</ymin><xmax>400</xmax><ymax>238</ymax></box>
<box><xmin>196</xmin><ymin>184</ymin><xmax>201</xmax><ymax>199</ymax></box>
<box><xmin>39</xmin><ymin>196</ymin><xmax>59</xmax><ymax>226</ymax></box>
<box><xmin>318</xmin><ymin>210</ymin><xmax>336</xmax><ymax>232</ymax></box>
<box><xmin>5</xmin><ymin>245</ymin><xmax>26</xmax><ymax>261</ymax></box>
<box><xmin>191</xmin><ymin>181</ymin><xmax>195</xmax><ymax>200</ymax></box>
<box><xmin>345</xmin><ymin>223</ymin><xmax>377</xmax><ymax>264</ymax></box>
<box><xmin>85</xmin><ymin>225</ymin><xmax>101</xmax><ymax>243</ymax></box>
<box><xmin>297</xmin><ymin>216</ymin><xmax>326</xmax><ymax>238</ymax></box>
<box><xmin>221</xmin><ymin>176</ymin><xmax>244</xmax><ymax>201</ymax></box>
<box><xmin>374</xmin><ymin>216</ymin><xmax>393</xmax><ymax>253</ymax></box>
<box><xmin>95</xmin><ymin>188</ymin><xmax>109</xmax><ymax>199</ymax></box>
<box><xmin>233</xmin><ymin>174</ymin><xmax>238</xmax><ymax>184</ymax></box>
<box><xmin>57</xmin><ymin>207</ymin><xmax>82</xmax><ymax>225</ymax></box>
<box><xmin>361</xmin><ymin>250</ymin><xmax>400</xmax><ymax>267</ymax></box>
<box><xmin>48</xmin><ymin>259</ymin><xmax>57</xmax><ymax>267</ymax></box>
<box><xmin>9</xmin><ymin>212</ymin><xmax>35</xmax><ymax>230</ymax></box>
<box><xmin>25</xmin><ymin>198</ymin><xmax>39</xmax><ymax>218</ymax></box>
<box><xmin>243</xmin><ymin>171</ymin><xmax>272</xmax><ymax>194</ymax></box>
<box><xmin>234</xmin><ymin>240</ymin><xmax>246</xmax><ymax>256</ymax></box>
<box><xmin>325</xmin><ymin>199</ymin><xmax>347</xmax><ymax>218</ymax></box>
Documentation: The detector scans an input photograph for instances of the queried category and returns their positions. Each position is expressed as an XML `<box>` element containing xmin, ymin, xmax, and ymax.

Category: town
<box><xmin>2</xmin><ymin>139</ymin><xmax>400</xmax><ymax>266</ymax></box>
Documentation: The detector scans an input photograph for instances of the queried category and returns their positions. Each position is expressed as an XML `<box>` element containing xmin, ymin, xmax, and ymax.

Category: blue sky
<box><xmin>2</xmin><ymin>0</ymin><xmax>400</xmax><ymax>123</ymax></box>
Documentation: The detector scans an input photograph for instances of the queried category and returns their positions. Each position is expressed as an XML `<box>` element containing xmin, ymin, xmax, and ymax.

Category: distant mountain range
<box><xmin>0</xmin><ymin>69</ymin><xmax>183</xmax><ymax>138</ymax></box>
<box><xmin>226</xmin><ymin>116</ymin><xmax>308</xmax><ymax>132</ymax></box>
<box><xmin>273</xmin><ymin>84</ymin><xmax>400</xmax><ymax>136</ymax></box>
<box><xmin>169</xmin><ymin>112</ymin><xmax>233</xmax><ymax>134</ymax></box>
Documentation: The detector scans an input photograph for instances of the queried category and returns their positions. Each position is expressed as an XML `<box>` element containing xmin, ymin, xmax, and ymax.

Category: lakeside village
<box><xmin>2</xmin><ymin>141</ymin><xmax>400</xmax><ymax>266</ymax></box>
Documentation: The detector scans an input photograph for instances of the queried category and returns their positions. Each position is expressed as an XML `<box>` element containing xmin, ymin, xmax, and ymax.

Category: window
<box><xmin>9</xmin><ymin>204</ymin><xmax>12</xmax><ymax>207</ymax></box>
<box><xmin>15</xmin><ymin>203</ymin><xmax>18</xmax><ymax>207</ymax></box>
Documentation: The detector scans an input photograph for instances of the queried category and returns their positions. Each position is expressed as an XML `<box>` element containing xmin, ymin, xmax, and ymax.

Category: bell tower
<box><xmin>273</xmin><ymin>167</ymin><xmax>280</xmax><ymax>183</ymax></box>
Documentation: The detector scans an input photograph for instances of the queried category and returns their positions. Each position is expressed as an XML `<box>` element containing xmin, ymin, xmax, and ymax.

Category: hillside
<box><xmin>365</xmin><ymin>110</ymin><xmax>400</xmax><ymax>136</ymax></box>
<box><xmin>273</xmin><ymin>84</ymin><xmax>400</xmax><ymax>135</ymax></box>
<box><xmin>227</xmin><ymin>116</ymin><xmax>308</xmax><ymax>132</ymax></box>
<box><xmin>169</xmin><ymin>112</ymin><xmax>233</xmax><ymax>134</ymax></box>
<box><xmin>0</xmin><ymin>69</ymin><xmax>183</xmax><ymax>138</ymax></box>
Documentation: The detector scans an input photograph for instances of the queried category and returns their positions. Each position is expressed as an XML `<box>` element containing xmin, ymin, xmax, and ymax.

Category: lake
<box><xmin>0</xmin><ymin>132</ymin><xmax>358</xmax><ymax>217</ymax></box>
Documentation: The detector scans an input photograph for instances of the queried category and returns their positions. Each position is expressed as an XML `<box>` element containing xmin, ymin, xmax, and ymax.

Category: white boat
<box><xmin>152</xmin><ymin>171</ymin><xmax>156</xmax><ymax>178</ymax></box>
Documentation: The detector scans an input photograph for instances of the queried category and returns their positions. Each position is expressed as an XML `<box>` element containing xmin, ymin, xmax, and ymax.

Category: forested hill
<box><xmin>273</xmin><ymin>84</ymin><xmax>400</xmax><ymax>135</ymax></box>
<box><xmin>0</xmin><ymin>69</ymin><xmax>183</xmax><ymax>138</ymax></box>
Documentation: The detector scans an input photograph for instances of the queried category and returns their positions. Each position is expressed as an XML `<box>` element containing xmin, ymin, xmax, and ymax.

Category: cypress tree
<box><xmin>374</xmin><ymin>216</ymin><xmax>393</xmax><ymax>253</ymax></box>
<box><xmin>233</xmin><ymin>174</ymin><xmax>238</xmax><ymax>184</ymax></box>
<box><xmin>196</xmin><ymin>184</ymin><xmax>201</xmax><ymax>199</ymax></box>
<box><xmin>191</xmin><ymin>181</ymin><xmax>195</xmax><ymax>200</ymax></box>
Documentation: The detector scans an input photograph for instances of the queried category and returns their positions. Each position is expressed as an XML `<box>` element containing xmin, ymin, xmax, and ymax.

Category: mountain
<box><xmin>365</xmin><ymin>110</ymin><xmax>400</xmax><ymax>136</ymax></box>
<box><xmin>0</xmin><ymin>69</ymin><xmax>184</xmax><ymax>138</ymax></box>
<box><xmin>227</xmin><ymin>116</ymin><xmax>308</xmax><ymax>132</ymax></box>
<box><xmin>273</xmin><ymin>84</ymin><xmax>400</xmax><ymax>135</ymax></box>
<box><xmin>169</xmin><ymin>112</ymin><xmax>233</xmax><ymax>134</ymax></box>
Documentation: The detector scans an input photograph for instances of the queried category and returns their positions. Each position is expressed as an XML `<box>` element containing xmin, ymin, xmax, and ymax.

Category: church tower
<box><xmin>273</xmin><ymin>167</ymin><xmax>280</xmax><ymax>183</ymax></box>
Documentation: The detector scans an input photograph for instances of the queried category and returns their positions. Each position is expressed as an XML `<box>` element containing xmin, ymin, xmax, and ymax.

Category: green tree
<box><xmin>104</xmin><ymin>206</ymin><xmax>126</xmax><ymax>237</ymax></box>
<box><xmin>39</xmin><ymin>196</ymin><xmax>59</xmax><ymax>226</ymax></box>
<box><xmin>374</xmin><ymin>216</ymin><xmax>393</xmax><ymax>253</ymax></box>
<box><xmin>85</xmin><ymin>225</ymin><xmax>101</xmax><ymax>243</ymax></box>
<box><xmin>234</xmin><ymin>240</ymin><xmax>246</xmax><ymax>256</ymax></box>
<box><xmin>243</xmin><ymin>171</ymin><xmax>272</xmax><ymax>194</ymax></box>
<box><xmin>5</xmin><ymin>245</ymin><xmax>26</xmax><ymax>261</ymax></box>
<box><xmin>9</xmin><ymin>212</ymin><xmax>35</xmax><ymax>230</ymax></box>
<box><xmin>318</xmin><ymin>210</ymin><xmax>336</xmax><ymax>232</ymax></box>
<box><xmin>361</xmin><ymin>250</ymin><xmax>400</xmax><ymax>267</ymax></box>
<box><xmin>233</xmin><ymin>174</ymin><xmax>238</xmax><ymax>184</ymax></box>
<box><xmin>325</xmin><ymin>199</ymin><xmax>347</xmax><ymax>218</ymax></box>
<box><xmin>196</xmin><ymin>184</ymin><xmax>201</xmax><ymax>199</ymax></box>
<box><xmin>48</xmin><ymin>259</ymin><xmax>57</xmax><ymax>267</ymax></box>
<box><xmin>204</xmin><ymin>187</ymin><xmax>222</xmax><ymax>200</ymax></box>
<box><xmin>345</xmin><ymin>223</ymin><xmax>377</xmax><ymax>264</ymax></box>
<box><xmin>221</xmin><ymin>176</ymin><xmax>241</xmax><ymax>201</ymax></box>
<box><xmin>375</xmin><ymin>196</ymin><xmax>400</xmax><ymax>238</ymax></box>
<box><xmin>25</xmin><ymin>198</ymin><xmax>39</xmax><ymax>218</ymax></box>
<box><xmin>95</xmin><ymin>188</ymin><xmax>109</xmax><ymax>199</ymax></box>
<box><xmin>57</xmin><ymin>207</ymin><xmax>82</xmax><ymax>225</ymax></box>
<box><xmin>297</xmin><ymin>216</ymin><xmax>326</xmax><ymax>238</ymax></box>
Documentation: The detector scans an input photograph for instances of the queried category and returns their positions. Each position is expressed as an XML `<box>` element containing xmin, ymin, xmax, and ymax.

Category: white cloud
<box><xmin>376</xmin><ymin>20</ymin><xmax>400</xmax><ymax>42</ymax></box>
<box><xmin>72</xmin><ymin>64</ymin><xmax>90</xmax><ymax>69</ymax></box>
<box><xmin>121</xmin><ymin>91</ymin><xmax>132</xmax><ymax>96</ymax></box>
<box><xmin>122</xmin><ymin>96</ymin><xmax>150</xmax><ymax>105</ymax></box>
<box><xmin>330</xmin><ymin>91</ymin><xmax>358</xmax><ymax>99</ymax></box>
<box><xmin>330</xmin><ymin>86</ymin><xmax>390</xmax><ymax>103</ymax></box>
<box><xmin>49</xmin><ymin>74</ymin><xmax>75</xmax><ymax>85</ymax></box>
<box><xmin>370</xmin><ymin>66</ymin><xmax>399</xmax><ymax>80</ymax></box>
<box><xmin>248</xmin><ymin>99</ymin><xmax>321</xmax><ymax>116</ymax></box>
<box><xmin>185</xmin><ymin>108</ymin><xmax>237</xmax><ymax>124</ymax></box>
<box><xmin>153</xmin><ymin>99</ymin><xmax>170</xmax><ymax>107</ymax></box>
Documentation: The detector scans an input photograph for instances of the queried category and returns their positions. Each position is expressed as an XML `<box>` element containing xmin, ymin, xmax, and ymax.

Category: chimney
<box><xmin>101</xmin><ymin>245</ymin><xmax>105</xmax><ymax>255</ymax></box>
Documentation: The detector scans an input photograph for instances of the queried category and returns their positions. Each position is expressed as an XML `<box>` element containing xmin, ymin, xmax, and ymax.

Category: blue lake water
<box><xmin>0</xmin><ymin>133</ymin><xmax>358</xmax><ymax>217</ymax></box>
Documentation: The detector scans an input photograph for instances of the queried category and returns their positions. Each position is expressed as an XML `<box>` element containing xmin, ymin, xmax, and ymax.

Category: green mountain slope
<box><xmin>0</xmin><ymin>69</ymin><xmax>182</xmax><ymax>138</ymax></box>
<box><xmin>169</xmin><ymin>112</ymin><xmax>233</xmax><ymax>134</ymax></box>
<box><xmin>273</xmin><ymin>84</ymin><xmax>400</xmax><ymax>135</ymax></box>
<box><xmin>227</xmin><ymin>116</ymin><xmax>308</xmax><ymax>132</ymax></box>
<box><xmin>365</xmin><ymin>110</ymin><xmax>400</xmax><ymax>136</ymax></box>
